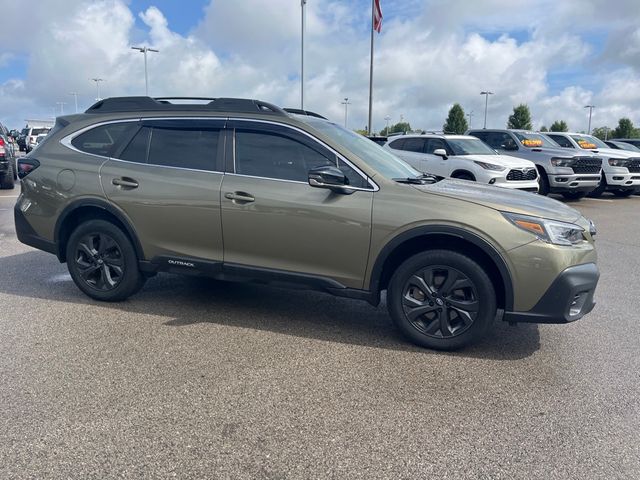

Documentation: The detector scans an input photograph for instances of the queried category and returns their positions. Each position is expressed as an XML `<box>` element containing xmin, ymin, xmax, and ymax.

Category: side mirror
<box><xmin>308</xmin><ymin>166</ymin><xmax>352</xmax><ymax>194</ymax></box>
<box><xmin>433</xmin><ymin>148</ymin><xmax>448</xmax><ymax>159</ymax></box>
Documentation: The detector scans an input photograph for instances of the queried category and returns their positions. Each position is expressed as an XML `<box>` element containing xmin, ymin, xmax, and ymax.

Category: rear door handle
<box><xmin>224</xmin><ymin>191</ymin><xmax>255</xmax><ymax>203</ymax></box>
<box><xmin>112</xmin><ymin>177</ymin><xmax>139</xmax><ymax>189</ymax></box>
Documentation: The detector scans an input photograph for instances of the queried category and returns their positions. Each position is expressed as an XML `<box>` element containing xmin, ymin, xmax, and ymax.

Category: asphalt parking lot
<box><xmin>0</xmin><ymin>183</ymin><xmax>638</xmax><ymax>479</ymax></box>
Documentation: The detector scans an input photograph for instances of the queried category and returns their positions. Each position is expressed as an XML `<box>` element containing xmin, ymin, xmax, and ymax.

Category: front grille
<box><xmin>627</xmin><ymin>158</ymin><xmax>640</xmax><ymax>173</ymax></box>
<box><xmin>506</xmin><ymin>168</ymin><xmax>537</xmax><ymax>181</ymax></box>
<box><xmin>571</xmin><ymin>157</ymin><xmax>602</xmax><ymax>174</ymax></box>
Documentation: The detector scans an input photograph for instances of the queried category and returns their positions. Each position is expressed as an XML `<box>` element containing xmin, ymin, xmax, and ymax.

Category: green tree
<box><xmin>386</xmin><ymin>121</ymin><xmax>412</xmax><ymax>135</ymax></box>
<box><xmin>355</xmin><ymin>129</ymin><xmax>368</xmax><ymax>136</ymax></box>
<box><xmin>613</xmin><ymin>118</ymin><xmax>636</xmax><ymax>138</ymax></box>
<box><xmin>507</xmin><ymin>104</ymin><xmax>533</xmax><ymax>130</ymax></box>
<box><xmin>550</xmin><ymin>120</ymin><xmax>568</xmax><ymax>132</ymax></box>
<box><xmin>540</xmin><ymin>126</ymin><xmax>548</xmax><ymax>132</ymax></box>
<box><xmin>590</xmin><ymin>126</ymin><xmax>611</xmax><ymax>141</ymax></box>
<box><xmin>442</xmin><ymin>103</ymin><xmax>468</xmax><ymax>134</ymax></box>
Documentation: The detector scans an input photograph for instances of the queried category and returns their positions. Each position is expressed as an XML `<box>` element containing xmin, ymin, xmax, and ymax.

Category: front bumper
<box><xmin>503</xmin><ymin>263</ymin><xmax>599</xmax><ymax>324</ymax></box>
<box><xmin>604</xmin><ymin>172</ymin><xmax>640</xmax><ymax>190</ymax></box>
<box><xmin>489</xmin><ymin>176</ymin><xmax>539</xmax><ymax>192</ymax></box>
<box><xmin>548</xmin><ymin>173</ymin><xmax>601</xmax><ymax>193</ymax></box>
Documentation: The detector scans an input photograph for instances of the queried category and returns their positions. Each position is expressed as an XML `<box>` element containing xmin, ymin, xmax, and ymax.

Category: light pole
<box><xmin>384</xmin><ymin>115</ymin><xmax>391</xmax><ymax>135</ymax></box>
<box><xmin>68</xmin><ymin>92</ymin><xmax>78</xmax><ymax>113</ymax></box>
<box><xmin>131</xmin><ymin>46</ymin><xmax>159</xmax><ymax>96</ymax></box>
<box><xmin>584</xmin><ymin>105</ymin><xmax>595</xmax><ymax>134</ymax></box>
<box><xmin>480</xmin><ymin>91</ymin><xmax>493</xmax><ymax>129</ymax></box>
<box><xmin>56</xmin><ymin>102</ymin><xmax>66</xmax><ymax>115</ymax></box>
<box><xmin>341</xmin><ymin>97</ymin><xmax>351</xmax><ymax>129</ymax></box>
<box><xmin>466</xmin><ymin>110</ymin><xmax>474</xmax><ymax>129</ymax></box>
<box><xmin>300</xmin><ymin>0</ymin><xmax>306</xmax><ymax>109</ymax></box>
<box><xmin>91</xmin><ymin>78</ymin><xmax>104</xmax><ymax>101</ymax></box>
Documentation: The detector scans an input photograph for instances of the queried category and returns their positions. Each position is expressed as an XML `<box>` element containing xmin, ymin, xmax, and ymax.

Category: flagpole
<box><xmin>301</xmin><ymin>0</ymin><xmax>306</xmax><ymax>109</ymax></box>
<box><xmin>367</xmin><ymin>0</ymin><xmax>374</xmax><ymax>135</ymax></box>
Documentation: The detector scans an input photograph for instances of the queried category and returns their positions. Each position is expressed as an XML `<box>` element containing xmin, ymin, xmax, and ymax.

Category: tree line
<box><xmin>377</xmin><ymin>103</ymin><xmax>639</xmax><ymax>140</ymax></box>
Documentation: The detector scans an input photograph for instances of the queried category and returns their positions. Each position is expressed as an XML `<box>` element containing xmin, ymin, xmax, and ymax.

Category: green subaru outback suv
<box><xmin>14</xmin><ymin>97</ymin><xmax>599</xmax><ymax>350</ymax></box>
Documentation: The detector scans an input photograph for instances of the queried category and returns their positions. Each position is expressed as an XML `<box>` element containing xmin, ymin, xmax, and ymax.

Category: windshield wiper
<box><xmin>392</xmin><ymin>173</ymin><xmax>439</xmax><ymax>184</ymax></box>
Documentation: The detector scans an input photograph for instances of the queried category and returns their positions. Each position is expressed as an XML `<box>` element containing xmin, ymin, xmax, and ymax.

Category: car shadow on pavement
<box><xmin>0</xmin><ymin>250</ymin><xmax>540</xmax><ymax>360</ymax></box>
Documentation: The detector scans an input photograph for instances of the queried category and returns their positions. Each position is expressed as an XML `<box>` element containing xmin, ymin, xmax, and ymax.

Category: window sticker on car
<box><xmin>577</xmin><ymin>140</ymin><xmax>597</xmax><ymax>149</ymax></box>
<box><xmin>521</xmin><ymin>139</ymin><xmax>542</xmax><ymax>147</ymax></box>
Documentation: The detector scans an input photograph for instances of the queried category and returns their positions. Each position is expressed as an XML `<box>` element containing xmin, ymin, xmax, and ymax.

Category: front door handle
<box><xmin>225</xmin><ymin>191</ymin><xmax>255</xmax><ymax>203</ymax></box>
<box><xmin>112</xmin><ymin>177</ymin><xmax>139</xmax><ymax>189</ymax></box>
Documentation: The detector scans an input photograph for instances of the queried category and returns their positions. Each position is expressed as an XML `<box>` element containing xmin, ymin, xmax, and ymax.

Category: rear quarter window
<box><xmin>71</xmin><ymin>123</ymin><xmax>132</xmax><ymax>156</ymax></box>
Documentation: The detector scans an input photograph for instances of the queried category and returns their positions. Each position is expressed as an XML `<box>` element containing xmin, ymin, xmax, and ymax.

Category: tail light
<box><xmin>18</xmin><ymin>158</ymin><xmax>40</xmax><ymax>179</ymax></box>
<box><xmin>0</xmin><ymin>137</ymin><xmax>4</xmax><ymax>146</ymax></box>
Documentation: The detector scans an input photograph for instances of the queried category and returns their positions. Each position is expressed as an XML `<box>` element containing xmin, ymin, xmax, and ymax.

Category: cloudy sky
<box><xmin>0</xmin><ymin>0</ymin><xmax>639</xmax><ymax>133</ymax></box>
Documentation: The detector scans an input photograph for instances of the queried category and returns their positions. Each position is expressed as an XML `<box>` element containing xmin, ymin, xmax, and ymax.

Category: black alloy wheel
<box><xmin>402</xmin><ymin>266</ymin><xmax>478</xmax><ymax>339</ymax></box>
<box><xmin>387</xmin><ymin>250</ymin><xmax>497</xmax><ymax>350</ymax></box>
<box><xmin>66</xmin><ymin>219</ymin><xmax>145</xmax><ymax>301</ymax></box>
<box><xmin>74</xmin><ymin>232</ymin><xmax>125</xmax><ymax>291</ymax></box>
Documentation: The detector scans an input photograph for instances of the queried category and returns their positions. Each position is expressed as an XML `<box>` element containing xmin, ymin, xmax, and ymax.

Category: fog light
<box><xmin>489</xmin><ymin>178</ymin><xmax>496</xmax><ymax>184</ymax></box>
<box><xmin>557</xmin><ymin>177</ymin><xmax>568</xmax><ymax>182</ymax></box>
<box><xmin>613</xmin><ymin>176</ymin><xmax>624</xmax><ymax>181</ymax></box>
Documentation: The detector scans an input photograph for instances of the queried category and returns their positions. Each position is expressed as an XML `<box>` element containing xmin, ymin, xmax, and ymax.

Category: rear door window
<box><xmin>402</xmin><ymin>138</ymin><xmax>426</xmax><ymax>153</ymax></box>
<box><xmin>119</xmin><ymin>127</ymin><xmax>151</xmax><ymax>163</ymax></box>
<box><xmin>147</xmin><ymin>125</ymin><xmax>220</xmax><ymax>171</ymax></box>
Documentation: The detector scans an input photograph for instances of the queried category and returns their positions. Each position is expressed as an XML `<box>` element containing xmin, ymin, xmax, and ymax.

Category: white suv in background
<box><xmin>383</xmin><ymin>133</ymin><xmax>539</xmax><ymax>191</ymax></box>
<box><xmin>544</xmin><ymin>132</ymin><xmax>640</xmax><ymax>197</ymax></box>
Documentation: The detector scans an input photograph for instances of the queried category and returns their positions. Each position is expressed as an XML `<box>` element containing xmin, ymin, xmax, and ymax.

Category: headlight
<box><xmin>502</xmin><ymin>212</ymin><xmax>585</xmax><ymax>246</ymax></box>
<box><xmin>550</xmin><ymin>157</ymin><xmax>574</xmax><ymax>167</ymax></box>
<box><xmin>608</xmin><ymin>158</ymin><xmax>629</xmax><ymax>167</ymax></box>
<box><xmin>474</xmin><ymin>161</ymin><xmax>506</xmax><ymax>171</ymax></box>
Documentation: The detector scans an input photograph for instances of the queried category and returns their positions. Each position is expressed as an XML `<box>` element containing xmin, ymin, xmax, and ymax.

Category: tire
<box><xmin>0</xmin><ymin>162</ymin><xmax>15</xmax><ymax>189</ymax></box>
<box><xmin>66</xmin><ymin>219</ymin><xmax>146</xmax><ymax>301</ymax></box>
<box><xmin>537</xmin><ymin>169</ymin><xmax>550</xmax><ymax>196</ymax></box>
<box><xmin>562</xmin><ymin>191</ymin><xmax>585</xmax><ymax>200</ymax></box>
<box><xmin>587</xmin><ymin>176</ymin><xmax>606</xmax><ymax>198</ymax></box>
<box><xmin>452</xmin><ymin>173</ymin><xmax>474</xmax><ymax>181</ymax></box>
<box><xmin>387</xmin><ymin>250</ymin><xmax>497</xmax><ymax>350</ymax></box>
<box><xmin>612</xmin><ymin>189</ymin><xmax>635</xmax><ymax>197</ymax></box>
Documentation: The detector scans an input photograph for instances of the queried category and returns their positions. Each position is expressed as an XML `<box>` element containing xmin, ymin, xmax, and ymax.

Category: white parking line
<box><xmin>583</xmin><ymin>198</ymin><xmax>614</xmax><ymax>203</ymax></box>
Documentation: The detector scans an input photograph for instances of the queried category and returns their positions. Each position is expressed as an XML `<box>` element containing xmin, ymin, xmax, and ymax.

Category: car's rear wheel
<box><xmin>612</xmin><ymin>189</ymin><xmax>635</xmax><ymax>197</ymax></box>
<box><xmin>387</xmin><ymin>250</ymin><xmax>497</xmax><ymax>350</ymax></box>
<box><xmin>66</xmin><ymin>220</ymin><xmax>145</xmax><ymax>301</ymax></box>
<box><xmin>561</xmin><ymin>191</ymin><xmax>585</xmax><ymax>200</ymax></box>
<box><xmin>0</xmin><ymin>163</ymin><xmax>15</xmax><ymax>189</ymax></box>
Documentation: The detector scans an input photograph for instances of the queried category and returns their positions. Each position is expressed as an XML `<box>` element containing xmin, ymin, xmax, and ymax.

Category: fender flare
<box><xmin>54</xmin><ymin>198</ymin><xmax>145</xmax><ymax>261</ymax></box>
<box><xmin>368</xmin><ymin>225</ymin><xmax>514</xmax><ymax>311</ymax></box>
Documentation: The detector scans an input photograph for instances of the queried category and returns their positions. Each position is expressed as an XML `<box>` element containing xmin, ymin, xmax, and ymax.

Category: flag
<box><xmin>373</xmin><ymin>0</ymin><xmax>383</xmax><ymax>33</ymax></box>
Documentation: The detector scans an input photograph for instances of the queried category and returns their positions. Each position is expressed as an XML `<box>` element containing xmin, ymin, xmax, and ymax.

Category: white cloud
<box><xmin>0</xmin><ymin>0</ymin><xmax>638</xmax><ymax>134</ymax></box>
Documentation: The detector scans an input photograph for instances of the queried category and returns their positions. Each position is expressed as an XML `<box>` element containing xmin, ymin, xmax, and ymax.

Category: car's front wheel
<box><xmin>387</xmin><ymin>250</ymin><xmax>497</xmax><ymax>350</ymax></box>
<box><xmin>66</xmin><ymin>220</ymin><xmax>145</xmax><ymax>301</ymax></box>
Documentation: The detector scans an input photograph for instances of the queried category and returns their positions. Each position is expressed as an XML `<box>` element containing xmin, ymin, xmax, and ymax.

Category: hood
<box><xmin>413</xmin><ymin>179</ymin><xmax>582</xmax><ymax>223</ymax></box>
<box><xmin>587</xmin><ymin>148</ymin><xmax>639</xmax><ymax>159</ymax></box>
<box><xmin>461</xmin><ymin>154</ymin><xmax>536</xmax><ymax>168</ymax></box>
<box><xmin>529</xmin><ymin>146</ymin><xmax>600</xmax><ymax>159</ymax></box>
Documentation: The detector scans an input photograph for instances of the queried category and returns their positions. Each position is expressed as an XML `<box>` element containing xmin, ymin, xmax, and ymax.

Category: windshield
<box><xmin>297</xmin><ymin>116</ymin><xmax>421</xmax><ymax>180</ymax></box>
<box><xmin>571</xmin><ymin>135</ymin><xmax>608</xmax><ymax>150</ymax></box>
<box><xmin>447</xmin><ymin>137</ymin><xmax>497</xmax><ymax>156</ymax></box>
<box><xmin>613</xmin><ymin>141</ymin><xmax>640</xmax><ymax>152</ymax></box>
<box><xmin>513</xmin><ymin>132</ymin><xmax>558</xmax><ymax>148</ymax></box>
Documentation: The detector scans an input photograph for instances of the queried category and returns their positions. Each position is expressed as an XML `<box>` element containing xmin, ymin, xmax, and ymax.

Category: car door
<box><xmin>99</xmin><ymin>118</ymin><xmax>225</xmax><ymax>264</ymax></box>
<box><xmin>424</xmin><ymin>138</ymin><xmax>451</xmax><ymax>176</ymax></box>
<box><xmin>220</xmin><ymin>120</ymin><xmax>374</xmax><ymax>289</ymax></box>
<box><xmin>387</xmin><ymin>138</ymin><xmax>428</xmax><ymax>172</ymax></box>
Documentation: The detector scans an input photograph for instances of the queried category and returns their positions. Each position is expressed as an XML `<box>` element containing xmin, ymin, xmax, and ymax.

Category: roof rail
<box><xmin>282</xmin><ymin>108</ymin><xmax>327</xmax><ymax>120</ymax></box>
<box><xmin>84</xmin><ymin>96</ymin><xmax>288</xmax><ymax>116</ymax></box>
